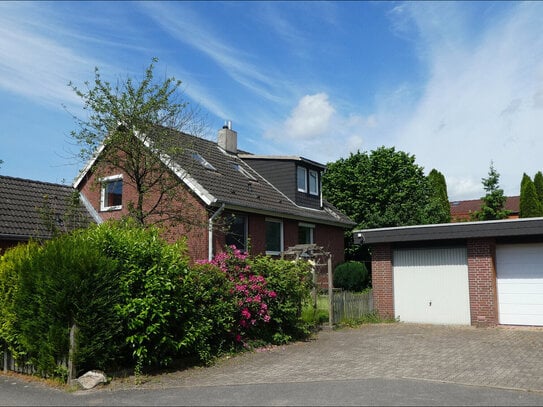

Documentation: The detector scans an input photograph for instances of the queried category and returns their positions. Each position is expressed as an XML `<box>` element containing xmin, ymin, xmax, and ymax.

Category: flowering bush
<box><xmin>199</xmin><ymin>246</ymin><xmax>277</xmax><ymax>344</ymax></box>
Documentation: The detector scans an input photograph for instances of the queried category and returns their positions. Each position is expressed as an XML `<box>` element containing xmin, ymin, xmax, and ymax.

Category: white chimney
<box><xmin>218</xmin><ymin>120</ymin><xmax>237</xmax><ymax>154</ymax></box>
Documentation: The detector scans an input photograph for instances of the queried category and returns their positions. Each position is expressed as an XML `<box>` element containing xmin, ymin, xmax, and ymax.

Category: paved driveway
<box><xmin>105</xmin><ymin>323</ymin><xmax>543</xmax><ymax>393</ymax></box>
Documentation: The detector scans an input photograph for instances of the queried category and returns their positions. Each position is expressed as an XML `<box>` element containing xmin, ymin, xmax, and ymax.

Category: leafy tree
<box><xmin>323</xmin><ymin>146</ymin><xmax>443</xmax><ymax>261</ymax></box>
<box><xmin>323</xmin><ymin>146</ymin><xmax>442</xmax><ymax>229</ymax></box>
<box><xmin>68</xmin><ymin>58</ymin><xmax>208</xmax><ymax>227</ymax></box>
<box><xmin>519</xmin><ymin>173</ymin><xmax>543</xmax><ymax>218</ymax></box>
<box><xmin>426</xmin><ymin>169</ymin><xmax>451</xmax><ymax>223</ymax></box>
<box><xmin>534</xmin><ymin>171</ymin><xmax>543</xmax><ymax>206</ymax></box>
<box><xmin>471</xmin><ymin>162</ymin><xmax>510</xmax><ymax>221</ymax></box>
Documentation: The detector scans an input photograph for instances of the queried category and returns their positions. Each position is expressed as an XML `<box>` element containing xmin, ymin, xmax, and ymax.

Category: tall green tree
<box><xmin>519</xmin><ymin>173</ymin><xmax>543</xmax><ymax>218</ymax></box>
<box><xmin>533</xmin><ymin>171</ymin><xmax>543</xmax><ymax>207</ymax></box>
<box><xmin>68</xmin><ymin>58</ymin><xmax>208</xmax><ymax>227</ymax></box>
<box><xmin>323</xmin><ymin>146</ymin><xmax>443</xmax><ymax>260</ymax></box>
<box><xmin>426</xmin><ymin>168</ymin><xmax>451</xmax><ymax>223</ymax></box>
<box><xmin>471</xmin><ymin>162</ymin><xmax>510</xmax><ymax>221</ymax></box>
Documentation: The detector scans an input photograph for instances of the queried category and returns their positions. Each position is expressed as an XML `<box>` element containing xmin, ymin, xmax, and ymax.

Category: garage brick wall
<box><xmin>371</xmin><ymin>238</ymin><xmax>500</xmax><ymax>327</ymax></box>
<box><xmin>371</xmin><ymin>243</ymin><xmax>394</xmax><ymax>319</ymax></box>
<box><xmin>467</xmin><ymin>238</ymin><xmax>498</xmax><ymax>327</ymax></box>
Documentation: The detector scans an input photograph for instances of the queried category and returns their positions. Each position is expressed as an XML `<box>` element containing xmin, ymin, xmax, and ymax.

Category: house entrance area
<box><xmin>392</xmin><ymin>247</ymin><xmax>471</xmax><ymax>325</ymax></box>
<box><xmin>496</xmin><ymin>243</ymin><xmax>543</xmax><ymax>326</ymax></box>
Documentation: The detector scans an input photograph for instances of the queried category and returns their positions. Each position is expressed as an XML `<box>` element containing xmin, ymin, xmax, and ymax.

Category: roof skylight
<box><xmin>231</xmin><ymin>162</ymin><xmax>256</xmax><ymax>180</ymax></box>
<box><xmin>190</xmin><ymin>151</ymin><xmax>216</xmax><ymax>171</ymax></box>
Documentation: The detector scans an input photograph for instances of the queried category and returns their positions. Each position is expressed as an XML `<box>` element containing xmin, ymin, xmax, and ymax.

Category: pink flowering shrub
<box><xmin>198</xmin><ymin>246</ymin><xmax>277</xmax><ymax>344</ymax></box>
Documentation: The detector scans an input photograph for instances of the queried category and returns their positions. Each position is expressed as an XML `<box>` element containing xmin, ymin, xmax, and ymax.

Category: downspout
<box><xmin>208</xmin><ymin>203</ymin><xmax>226</xmax><ymax>261</ymax></box>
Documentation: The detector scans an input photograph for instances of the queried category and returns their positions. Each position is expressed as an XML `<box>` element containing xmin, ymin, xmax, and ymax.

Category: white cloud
<box><xmin>264</xmin><ymin>92</ymin><xmax>377</xmax><ymax>163</ymax></box>
<box><xmin>384</xmin><ymin>2</ymin><xmax>543</xmax><ymax>200</ymax></box>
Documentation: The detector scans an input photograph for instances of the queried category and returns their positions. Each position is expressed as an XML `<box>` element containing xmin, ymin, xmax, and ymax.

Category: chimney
<box><xmin>218</xmin><ymin>120</ymin><xmax>237</xmax><ymax>154</ymax></box>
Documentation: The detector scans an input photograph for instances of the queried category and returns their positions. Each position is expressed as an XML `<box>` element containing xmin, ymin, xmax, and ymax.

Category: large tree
<box><xmin>68</xmin><ymin>58</ymin><xmax>208</xmax><ymax>227</ymax></box>
<box><xmin>520</xmin><ymin>173</ymin><xmax>543</xmax><ymax>218</ymax></box>
<box><xmin>471</xmin><ymin>162</ymin><xmax>510</xmax><ymax>221</ymax></box>
<box><xmin>323</xmin><ymin>146</ymin><xmax>446</xmax><ymax>261</ymax></box>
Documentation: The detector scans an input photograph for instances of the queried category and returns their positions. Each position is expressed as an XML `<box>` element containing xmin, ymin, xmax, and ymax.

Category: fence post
<box><xmin>328</xmin><ymin>255</ymin><xmax>333</xmax><ymax>328</ymax></box>
<box><xmin>3</xmin><ymin>349</ymin><xmax>7</xmax><ymax>373</ymax></box>
<box><xmin>67</xmin><ymin>324</ymin><xmax>78</xmax><ymax>383</ymax></box>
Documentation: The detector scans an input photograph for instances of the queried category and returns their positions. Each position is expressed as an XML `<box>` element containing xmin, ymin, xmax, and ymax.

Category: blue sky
<box><xmin>1</xmin><ymin>1</ymin><xmax>543</xmax><ymax>201</ymax></box>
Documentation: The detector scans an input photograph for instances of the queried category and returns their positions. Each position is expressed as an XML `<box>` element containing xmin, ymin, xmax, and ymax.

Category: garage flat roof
<box><xmin>353</xmin><ymin>217</ymin><xmax>543</xmax><ymax>245</ymax></box>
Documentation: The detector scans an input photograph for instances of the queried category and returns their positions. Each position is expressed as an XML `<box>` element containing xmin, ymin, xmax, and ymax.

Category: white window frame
<box><xmin>265</xmin><ymin>217</ymin><xmax>283</xmax><ymax>255</ymax></box>
<box><xmin>308</xmin><ymin>170</ymin><xmax>319</xmax><ymax>196</ymax></box>
<box><xmin>100</xmin><ymin>174</ymin><xmax>123</xmax><ymax>211</ymax></box>
<box><xmin>297</xmin><ymin>166</ymin><xmax>307</xmax><ymax>192</ymax></box>
<box><xmin>298</xmin><ymin>222</ymin><xmax>315</xmax><ymax>244</ymax></box>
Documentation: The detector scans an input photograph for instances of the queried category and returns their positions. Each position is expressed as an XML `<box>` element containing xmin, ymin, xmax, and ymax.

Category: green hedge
<box><xmin>0</xmin><ymin>221</ymin><xmax>314</xmax><ymax>379</ymax></box>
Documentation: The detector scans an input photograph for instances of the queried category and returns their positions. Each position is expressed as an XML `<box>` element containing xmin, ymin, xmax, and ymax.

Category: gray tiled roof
<box><xmin>157</xmin><ymin>130</ymin><xmax>355</xmax><ymax>228</ymax></box>
<box><xmin>0</xmin><ymin>175</ymin><xmax>94</xmax><ymax>241</ymax></box>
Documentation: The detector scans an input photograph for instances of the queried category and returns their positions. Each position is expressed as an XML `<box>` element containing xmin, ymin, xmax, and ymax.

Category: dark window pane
<box><xmin>225</xmin><ymin>214</ymin><xmax>247</xmax><ymax>251</ymax></box>
<box><xmin>265</xmin><ymin>220</ymin><xmax>281</xmax><ymax>252</ymax></box>
<box><xmin>105</xmin><ymin>180</ymin><xmax>122</xmax><ymax>206</ymax></box>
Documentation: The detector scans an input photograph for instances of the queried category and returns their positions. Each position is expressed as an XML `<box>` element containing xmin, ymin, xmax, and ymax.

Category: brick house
<box><xmin>0</xmin><ymin>175</ymin><xmax>95</xmax><ymax>254</ymax></box>
<box><xmin>74</xmin><ymin>124</ymin><xmax>355</xmax><ymax>266</ymax></box>
<box><xmin>450</xmin><ymin>196</ymin><xmax>520</xmax><ymax>222</ymax></box>
<box><xmin>354</xmin><ymin>218</ymin><xmax>543</xmax><ymax>327</ymax></box>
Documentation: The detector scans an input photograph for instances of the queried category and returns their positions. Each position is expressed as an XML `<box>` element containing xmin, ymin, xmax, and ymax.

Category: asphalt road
<box><xmin>3</xmin><ymin>374</ymin><xmax>543</xmax><ymax>406</ymax></box>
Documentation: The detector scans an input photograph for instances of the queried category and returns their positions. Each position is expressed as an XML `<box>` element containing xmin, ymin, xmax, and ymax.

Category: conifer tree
<box><xmin>520</xmin><ymin>173</ymin><xmax>543</xmax><ymax>218</ymax></box>
<box><xmin>426</xmin><ymin>169</ymin><xmax>451</xmax><ymax>223</ymax></box>
<box><xmin>533</xmin><ymin>171</ymin><xmax>543</xmax><ymax>207</ymax></box>
<box><xmin>471</xmin><ymin>162</ymin><xmax>510</xmax><ymax>221</ymax></box>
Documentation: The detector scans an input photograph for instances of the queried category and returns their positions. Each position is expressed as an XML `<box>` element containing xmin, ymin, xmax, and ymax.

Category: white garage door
<box><xmin>496</xmin><ymin>243</ymin><xmax>543</xmax><ymax>326</ymax></box>
<box><xmin>393</xmin><ymin>247</ymin><xmax>471</xmax><ymax>325</ymax></box>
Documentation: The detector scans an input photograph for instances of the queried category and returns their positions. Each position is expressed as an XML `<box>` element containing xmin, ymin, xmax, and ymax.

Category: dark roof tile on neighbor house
<box><xmin>0</xmin><ymin>175</ymin><xmax>94</xmax><ymax>241</ymax></box>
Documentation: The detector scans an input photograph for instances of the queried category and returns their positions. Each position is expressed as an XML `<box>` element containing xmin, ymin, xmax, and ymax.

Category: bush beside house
<box><xmin>0</xmin><ymin>221</ymin><xmax>313</xmax><ymax>380</ymax></box>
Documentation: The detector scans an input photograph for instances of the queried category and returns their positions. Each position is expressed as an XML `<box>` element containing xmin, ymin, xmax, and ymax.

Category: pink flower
<box><xmin>235</xmin><ymin>334</ymin><xmax>242</xmax><ymax>342</ymax></box>
<box><xmin>269</xmin><ymin>291</ymin><xmax>277</xmax><ymax>298</ymax></box>
<box><xmin>263</xmin><ymin>315</ymin><xmax>271</xmax><ymax>323</ymax></box>
<box><xmin>241</xmin><ymin>308</ymin><xmax>251</xmax><ymax>319</ymax></box>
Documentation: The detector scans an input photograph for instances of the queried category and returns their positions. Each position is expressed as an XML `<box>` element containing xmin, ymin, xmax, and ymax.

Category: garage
<box><xmin>393</xmin><ymin>247</ymin><xmax>471</xmax><ymax>325</ymax></box>
<box><xmin>496</xmin><ymin>243</ymin><xmax>543</xmax><ymax>326</ymax></box>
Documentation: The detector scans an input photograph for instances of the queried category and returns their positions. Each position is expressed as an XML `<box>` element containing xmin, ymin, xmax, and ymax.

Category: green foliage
<box><xmin>426</xmin><ymin>169</ymin><xmax>451</xmax><ymax>223</ymax></box>
<box><xmin>249</xmin><ymin>256</ymin><xmax>313</xmax><ymax>344</ymax></box>
<box><xmin>533</xmin><ymin>171</ymin><xmax>543</xmax><ymax>208</ymax></box>
<box><xmin>471</xmin><ymin>162</ymin><xmax>510</xmax><ymax>221</ymax></box>
<box><xmin>520</xmin><ymin>173</ymin><xmax>543</xmax><ymax>218</ymax></box>
<box><xmin>1</xmin><ymin>222</ymin><xmax>316</xmax><ymax>379</ymax></box>
<box><xmin>333</xmin><ymin>261</ymin><xmax>369</xmax><ymax>292</ymax></box>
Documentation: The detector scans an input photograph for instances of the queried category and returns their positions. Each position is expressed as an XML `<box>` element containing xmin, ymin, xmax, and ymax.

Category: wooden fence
<box><xmin>331</xmin><ymin>289</ymin><xmax>374</xmax><ymax>325</ymax></box>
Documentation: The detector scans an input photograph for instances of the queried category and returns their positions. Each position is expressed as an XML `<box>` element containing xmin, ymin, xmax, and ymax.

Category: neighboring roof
<box><xmin>74</xmin><ymin>129</ymin><xmax>355</xmax><ymax>228</ymax></box>
<box><xmin>0</xmin><ymin>175</ymin><xmax>94</xmax><ymax>241</ymax></box>
<box><xmin>353</xmin><ymin>217</ymin><xmax>543</xmax><ymax>245</ymax></box>
<box><xmin>450</xmin><ymin>196</ymin><xmax>520</xmax><ymax>220</ymax></box>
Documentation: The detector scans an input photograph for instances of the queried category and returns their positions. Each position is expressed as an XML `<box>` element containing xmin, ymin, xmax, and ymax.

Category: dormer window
<box><xmin>297</xmin><ymin>166</ymin><xmax>319</xmax><ymax>196</ymax></box>
<box><xmin>100</xmin><ymin>175</ymin><xmax>123</xmax><ymax>211</ymax></box>
<box><xmin>308</xmin><ymin>169</ymin><xmax>319</xmax><ymax>196</ymax></box>
<box><xmin>297</xmin><ymin>166</ymin><xmax>307</xmax><ymax>192</ymax></box>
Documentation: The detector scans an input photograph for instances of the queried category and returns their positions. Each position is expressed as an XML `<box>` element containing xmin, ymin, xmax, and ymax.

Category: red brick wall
<box><xmin>371</xmin><ymin>243</ymin><xmax>394</xmax><ymax>319</ymax></box>
<box><xmin>467</xmin><ymin>238</ymin><xmax>498</xmax><ymax>327</ymax></box>
<box><xmin>78</xmin><ymin>157</ymin><xmax>347</xmax><ymax>265</ymax></box>
<box><xmin>78</xmin><ymin>163</ymin><xmax>211</xmax><ymax>261</ymax></box>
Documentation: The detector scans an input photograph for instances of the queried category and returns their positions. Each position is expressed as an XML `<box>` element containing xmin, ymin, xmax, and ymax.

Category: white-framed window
<box><xmin>308</xmin><ymin>170</ymin><xmax>319</xmax><ymax>196</ymax></box>
<box><xmin>190</xmin><ymin>151</ymin><xmax>216</xmax><ymax>171</ymax></box>
<box><xmin>100</xmin><ymin>175</ymin><xmax>123</xmax><ymax>211</ymax></box>
<box><xmin>298</xmin><ymin>222</ymin><xmax>315</xmax><ymax>244</ymax></box>
<box><xmin>265</xmin><ymin>218</ymin><xmax>283</xmax><ymax>255</ymax></box>
<box><xmin>297</xmin><ymin>166</ymin><xmax>307</xmax><ymax>192</ymax></box>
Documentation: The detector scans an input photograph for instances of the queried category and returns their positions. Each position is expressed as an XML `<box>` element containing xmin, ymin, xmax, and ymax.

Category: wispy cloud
<box><xmin>378</xmin><ymin>2</ymin><xmax>543</xmax><ymax>200</ymax></box>
<box><xmin>139</xmin><ymin>2</ymin><xmax>288</xmax><ymax>107</ymax></box>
